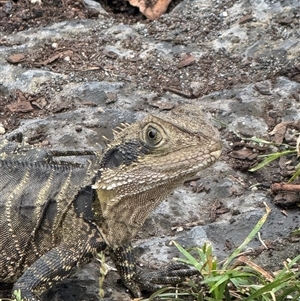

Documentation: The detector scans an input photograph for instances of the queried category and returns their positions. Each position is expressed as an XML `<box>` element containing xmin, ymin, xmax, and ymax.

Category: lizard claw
<box><xmin>134</xmin><ymin>263</ymin><xmax>199</xmax><ymax>293</ymax></box>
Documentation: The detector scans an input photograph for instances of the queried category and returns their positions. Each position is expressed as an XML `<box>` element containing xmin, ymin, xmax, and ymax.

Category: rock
<box><xmin>231</xmin><ymin>116</ymin><xmax>269</xmax><ymax>138</ymax></box>
<box><xmin>82</xmin><ymin>0</ymin><xmax>108</xmax><ymax>14</ymax></box>
<box><xmin>1</xmin><ymin>0</ymin><xmax>300</xmax><ymax>300</ymax></box>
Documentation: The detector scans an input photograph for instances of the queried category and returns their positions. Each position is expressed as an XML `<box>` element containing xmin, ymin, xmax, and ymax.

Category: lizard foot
<box><xmin>133</xmin><ymin>263</ymin><xmax>199</xmax><ymax>294</ymax></box>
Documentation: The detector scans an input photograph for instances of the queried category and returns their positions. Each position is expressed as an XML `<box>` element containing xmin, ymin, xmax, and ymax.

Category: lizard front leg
<box><xmin>110</xmin><ymin>244</ymin><xmax>199</xmax><ymax>297</ymax></box>
<box><xmin>109</xmin><ymin>244</ymin><xmax>141</xmax><ymax>297</ymax></box>
<box><xmin>13</xmin><ymin>241</ymin><xmax>104</xmax><ymax>301</ymax></box>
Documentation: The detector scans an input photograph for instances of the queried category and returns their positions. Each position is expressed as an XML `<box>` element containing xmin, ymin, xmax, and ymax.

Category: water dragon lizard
<box><xmin>0</xmin><ymin>104</ymin><xmax>222</xmax><ymax>300</ymax></box>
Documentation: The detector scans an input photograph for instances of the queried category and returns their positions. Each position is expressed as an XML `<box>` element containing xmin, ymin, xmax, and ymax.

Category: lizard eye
<box><xmin>147</xmin><ymin>128</ymin><xmax>157</xmax><ymax>140</ymax></box>
<box><xmin>145</xmin><ymin>126</ymin><xmax>162</xmax><ymax>146</ymax></box>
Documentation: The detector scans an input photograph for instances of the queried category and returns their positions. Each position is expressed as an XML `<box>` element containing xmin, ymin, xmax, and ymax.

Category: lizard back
<box><xmin>0</xmin><ymin>159</ymin><xmax>95</xmax><ymax>282</ymax></box>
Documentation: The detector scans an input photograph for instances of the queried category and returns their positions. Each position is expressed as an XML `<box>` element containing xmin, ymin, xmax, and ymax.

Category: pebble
<box><xmin>0</xmin><ymin>126</ymin><xmax>6</xmax><ymax>135</ymax></box>
<box><xmin>51</xmin><ymin>42</ymin><xmax>58</xmax><ymax>49</ymax></box>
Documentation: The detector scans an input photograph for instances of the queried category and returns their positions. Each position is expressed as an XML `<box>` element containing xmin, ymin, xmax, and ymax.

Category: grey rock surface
<box><xmin>1</xmin><ymin>0</ymin><xmax>300</xmax><ymax>300</ymax></box>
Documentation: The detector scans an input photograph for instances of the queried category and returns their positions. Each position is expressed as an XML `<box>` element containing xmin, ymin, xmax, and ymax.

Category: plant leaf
<box><xmin>249</xmin><ymin>150</ymin><xmax>296</xmax><ymax>172</ymax></box>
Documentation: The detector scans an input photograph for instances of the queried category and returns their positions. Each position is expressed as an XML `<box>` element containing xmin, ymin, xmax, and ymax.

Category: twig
<box><xmin>258</xmin><ymin>231</ymin><xmax>268</xmax><ymax>249</ymax></box>
<box><xmin>271</xmin><ymin>183</ymin><xmax>300</xmax><ymax>192</ymax></box>
<box><xmin>162</xmin><ymin>86</ymin><xmax>193</xmax><ymax>98</ymax></box>
<box><xmin>237</xmin><ymin>256</ymin><xmax>274</xmax><ymax>282</ymax></box>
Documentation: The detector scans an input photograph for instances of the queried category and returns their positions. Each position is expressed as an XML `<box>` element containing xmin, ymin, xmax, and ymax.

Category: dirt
<box><xmin>1</xmin><ymin>0</ymin><xmax>300</xmax><ymax>134</ymax></box>
<box><xmin>0</xmin><ymin>0</ymin><xmax>99</xmax><ymax>33</ymax></box>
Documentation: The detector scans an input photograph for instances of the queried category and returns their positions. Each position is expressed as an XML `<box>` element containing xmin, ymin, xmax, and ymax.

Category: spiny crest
<box><xmin>102</xmin><ymin>122</ymin><xmax>135</xmax><ymax>147</ymax></box>
<box><xmin>112</xmin><ymin>123</ymin><xmax>133</xmax><ymax>137</ymax></box>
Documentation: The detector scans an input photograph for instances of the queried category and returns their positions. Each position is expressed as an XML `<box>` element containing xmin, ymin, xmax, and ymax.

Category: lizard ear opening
<box><xmin>101</xmin><ymin>148</ymin><xmax>124</xmax><ymax>168</ymax></box>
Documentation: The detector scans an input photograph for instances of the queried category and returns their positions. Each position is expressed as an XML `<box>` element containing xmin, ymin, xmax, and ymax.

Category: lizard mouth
<box><xmin>210</xmin><ymin>149</ymin><xmax>222</xmax><ymax>161</ymax></box>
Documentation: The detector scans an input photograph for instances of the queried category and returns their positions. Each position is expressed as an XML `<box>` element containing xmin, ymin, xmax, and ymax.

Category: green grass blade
<box><xmin>143</xmin><ymin>287</ymin><xmax>182</xmax><ymax>300</ymax></box>
<box><xmin>172</xmin><ymin>241</ymin><xmax>202</xmax><ymax>270</ymax></box>
<box><xmin>249</xmin><ymin>150</ymin><xmax>296</xmax><ymax>172</ymax></box>
<box><xmin>275</xmin><ymin>254</ymin><xmax>300</xmax><ymax>278</ymax></box>
<box><xmin>288</xmin><ymin>167</ymin><xmax>300</xmax><ymax>183</ymax></box>
<box><xmin>277</xmin><ymin>286</ymin><xmax>300</xmax><ymax>301</ymax></box>
<box><xmin>242</xmin><ymin>272</ymin><xmax>294</xmax><ymax>301</ymax></box>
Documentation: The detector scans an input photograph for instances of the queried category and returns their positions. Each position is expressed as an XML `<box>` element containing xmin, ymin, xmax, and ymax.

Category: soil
<box><xmin>1</xmin><ymin>0</ymin><xmax>300</xmax><ymax>134</ymax></box>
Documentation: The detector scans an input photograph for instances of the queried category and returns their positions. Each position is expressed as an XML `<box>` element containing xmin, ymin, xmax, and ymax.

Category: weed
<box><xmin>144</xmin><ymin>204</ymin><xmax>300</xmax><ymax>300</ymax></box>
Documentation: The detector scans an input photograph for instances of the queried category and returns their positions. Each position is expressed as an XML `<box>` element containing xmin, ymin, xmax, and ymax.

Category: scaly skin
<box><xmin>0</xmin><ymin>104</ymin><xmax>222</xmax><ymax>300</ymax></box>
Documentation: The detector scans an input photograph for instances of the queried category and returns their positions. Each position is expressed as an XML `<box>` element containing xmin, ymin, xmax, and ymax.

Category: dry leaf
<box><xmin>269</xmin><ymin>122</ymin><xmax>288</xmax><ymax>144</ymax></box>
<box><xmin>6</xmin><ymin>53</ymin><xmax>25</xmax><ymax>64</ymax></box>
<box><xmin>37</xmin><ymin>50</ymin><xmax>74</xmax><ymax>66</ymax></box>
<box><xmin>239</xmin><ymin>14</ymin><xmax>253</xmax><ymax>24</ymax></box>
<box><xmin>7</xmin><ymin>101</ymin><xmax>33</xmax><ymax>113</ymax></box>
<box><xmin>39</xmin><ymin>53</ymin><xmax>61</xmax><ymax>65</ymax></box>
<box><xmin>177</xmin><ymin>55</ymin><xmax>196</xmax><ymax>69</ymax></box>
<box><xmin>129</xmin><ymin>0</ymin><xmax>171</xmax><ymax>20</ymax></box>
<box><xmin>16</xmin><ymin>89</ymin><xmax>27</xmax><ymax>102</ymax></box>
<box><xmin>32</xmin><ymin>97</ymin><xmax>47</xmax><ymax>109</ymax></box>
<box><xmin>238</xmin><ymin>256</ymin><xmax>274</xmax><ymax>281</ymax></box>
<box><xmin>230</xmin><ymin>148</ymin><xmax>257</xmax><ymax>160</ymax></box>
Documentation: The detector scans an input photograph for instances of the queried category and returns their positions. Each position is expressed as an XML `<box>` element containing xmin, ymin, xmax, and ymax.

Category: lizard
<box><xmin>0</xmin><ymin>104</ymin><xmax>222</xmax><ymax>300</ymax></box>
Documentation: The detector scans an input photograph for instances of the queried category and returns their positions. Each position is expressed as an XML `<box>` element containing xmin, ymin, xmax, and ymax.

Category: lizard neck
<box><xmin>93</xmin><ymin>182</ymin><xmax>179</xmax><ymax>248</ymax></box>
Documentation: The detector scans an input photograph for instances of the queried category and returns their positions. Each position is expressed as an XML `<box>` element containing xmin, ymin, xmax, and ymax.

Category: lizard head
<box><xmin>92</xmin><ymin>104</ymin><xmax>222</xmax><ymax>247</ymax></box>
